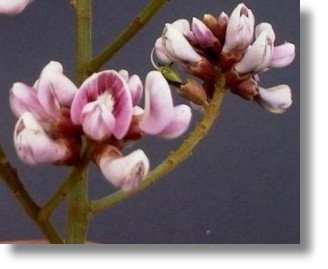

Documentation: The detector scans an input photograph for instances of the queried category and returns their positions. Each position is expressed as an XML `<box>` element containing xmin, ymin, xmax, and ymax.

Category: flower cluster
<box><xmin>10</xmin><ymin>62</ymin><xmax>192</xmax><ymax>191</ymax></box>
<box><xmin>154</xmin><ymin>3</ymin><xmax>295</xmax><ymax>114</ymax></box>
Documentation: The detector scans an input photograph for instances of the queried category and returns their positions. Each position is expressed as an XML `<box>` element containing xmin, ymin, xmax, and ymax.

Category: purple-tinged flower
<box><xmin>223</xmin><ymin>3</ymin><xmax>255</xmax><ymax>53</ymax></box>
<box><xmin>95</xmin><ymin>145</ymin><xmax>149</xmax><ymax>192</ymax></box>
<box><xmin>0</xmin><ymin>0</ymin><xmax>32</xmax><ymax>15</ymax></box>
<box><xmin>155</xmin><ymin>22</ymin><xmax>202</xmax><ymax>65</ymax></box>
<box><xmin>14</xmin><ymin>112</ymin><xmax>75</xmax><ymax>165</ymax></box>
<box><xmin>139</xmin><ymin>71</ymin><xmax>192</xmax><ymax>138</ymax></box>
<box><xmin>256</xmin><ymin>85</ymin><xmax>292</xmax><ymax>114</ymax></box>
<box><xmin>191</xmin><ymin>17</ymin><xmax>218</xmax><ymax>49</ymax></box>
<box><xmin>234</xmin><ymin>30</ymin><xmax>274</xmax><ymax>74</ymax></box>
<box><xmin>70</xmin><ymin>70</ymin><xmax>133</xmax><ymax>141</ymax></box>
<box><xmin>269</xmin><ymin>42</ymin><xmax>296</xmax><ymax>68</ymax></box>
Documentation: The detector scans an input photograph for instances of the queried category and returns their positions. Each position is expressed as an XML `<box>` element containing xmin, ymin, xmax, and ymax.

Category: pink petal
<box><xmin>269</xmin><ymin>42</ymin><xmax>296</xmax><ymax>68</ymax></box>
<box><xmin>234</xmin><ymin>31</ymin><xmax>274</xmax><ymax>74</ymax></box>
<box><xmin>139</xmin><ymin>71</ymin><xmax>174</xmax><ymax>135</ymax></box>
<box><xmin>119</xmin><ymin>70</ymin><xmax>143</xmax><ymax>106</ymax></box>
<box><xmin>37</xmin><ymin>61</ymin><xmax>78</xmax><ymax>117</ymax></box>
<box><xmin>191</xmin><ymin>17</ymin><xmax>217</xmax><ymax>48</ymax></box>
<box><xmin>14</xmin><ymin>112</ymin><xmax>68</xmax><ymax>165</ymax></box>
<box><xmin>98</xmin><ymin>149</ymin><xmax>150</xmax><ymax>192</ymax></box>
<box><xmin>257</xmin><ymin>85</ymin><xmax>292</xmax><ymax>114</ymax></box>
<box><xmin>81</xmin><ymin>101</ymin><xmax>116</xmax><ymax>141</ymax></box>
<box><xmin>154</xmin><ymin>38</ymin><xmax>174</xmax><ymax>64</ymax></box>
<box><xmin>223</xmin><ymin>3</ymin><xmax>255</xmax><ymax>53</ymax></box>
<box><xmin>159</xmin><ymin>105</ymin><xmax>192</xmax><ymax>139</ymax></box>
<box><xmin>0</xmin><ymin>0</ymin><xmax>32</xmax><ymax>15</ymax></box>
<box><xmin>10</xmin><ymin>82</ymin><xmax>49</xmax><ymax>120</ymax></box>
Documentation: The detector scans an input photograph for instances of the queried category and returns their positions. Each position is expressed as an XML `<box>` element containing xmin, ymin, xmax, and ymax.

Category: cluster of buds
<box><xmin>10</xmin><ymin>62</ymin><xmax>192</xmax><ymax>191</ymax></box>
<box><xmin>154</xmin><ymin>3</ymin><xmax>295</xmax><ymax>114</ymax></box>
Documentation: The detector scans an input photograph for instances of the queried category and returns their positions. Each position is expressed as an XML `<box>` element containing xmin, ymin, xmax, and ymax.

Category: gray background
<box><xmin>0</xmin><ymin>0</ymin><xmax>299</xmax><ymax>244</ymax></box>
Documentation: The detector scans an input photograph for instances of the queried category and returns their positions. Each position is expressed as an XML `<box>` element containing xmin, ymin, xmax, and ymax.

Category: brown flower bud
<box><xmin>188</xmin><ymin>57</ymin><xmax>216</xmax><ymax>82</ymax></box>
<box><xmin>224</xmin><ymin>67</ymin><xmax>252</xmax><ymax>88</ymax></box>
<box><xmin>230</xmin><ymin>79</ymin><xmax>259</xmax><ymax>101</ymax></box>
<box><xmin>219</xmin><ymin>51</ymin><xmax>243</xmax><ymax>72</ymax></box>
<box><xmin>178</xmin><ymin>79</ymin><xmax>208</xmax><ymax>105</ymax></box>
<box><xmin>203</xmin><ymin>13</ymin><xmax>227</xmax><ymax>43</ymax></box>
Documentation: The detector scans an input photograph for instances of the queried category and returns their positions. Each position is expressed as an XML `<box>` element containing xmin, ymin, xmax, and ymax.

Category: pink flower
<box><xmin>257</xmin><ymin>85</ymin><xmax>292</xmax><ymax>114</ymax></box>
<box><xmin>0</xmin><ymin>0</ymin><xmax>32</xmax><ymax>15</ymax></box>
<box><xmin>95</xmin><ymin>146</ymin><xmax>149</xmax><ymax>192</ymax></box>
<box><xmin>139</xmin><ymin>71</ymin><xmax>192</xmax><ymax>138</ymax></box>
<box><xmin>234</xmin><ymin>29</ymin><xmax>274</xmax><ymax>74</ymax></box>
<box><xmin>10</xmin><ymin>61</ymin><xmax>78</xmax><ymax>121</ymax></box>
<box><xmin>14</xmin><ymin>112</ymin><xmax>76</xmax><ymax>165</ymax></box>
<box><xmin>155</xmin><ymin>21</ymin><xmax>202</xmax><ymax>65</ymax></box>
<box><xmin>223</xmin><ymin>3</ymin><xmax>255</xmax><ymax>53</ymax></box>
<box><xmin>70</xmin><ymin>70</ymin><xmax>133</xmax><ymax>142</ymax></box>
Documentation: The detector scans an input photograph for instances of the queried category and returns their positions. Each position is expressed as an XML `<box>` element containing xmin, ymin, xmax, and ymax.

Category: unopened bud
<box><xmin>224</xmin><ymin>68</ymin><xmax>252</xmax><ymax>88</ymax></box>
<box><xmin>188</xmin><ymin>58</ymin><xmax>216</xmax><ymax>82</ymax></box>
<box><xmin>178</xmin><ymin>79</ymin><xmax>208</xmax><ymax>106</ymax></box>
<box><xmin>219</xmin><ymin>51</ymin><xmax>243</xmax><ymax>71</ymax></box>
<box><xmin>230</xmin><ymin>79</ymin><xmax>259</xmax><ymax>101</ymax></box>
<box><xmin>203</xmin><ymin>13</ymin><xmax>228</xmax><ymax>43</ymax></box>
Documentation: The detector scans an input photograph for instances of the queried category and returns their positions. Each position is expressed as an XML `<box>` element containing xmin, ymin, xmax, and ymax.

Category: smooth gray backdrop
<box><xmin>0</xmin><ymin>0</ymin><xmax>299</xmax><ymax>244</ymax></box>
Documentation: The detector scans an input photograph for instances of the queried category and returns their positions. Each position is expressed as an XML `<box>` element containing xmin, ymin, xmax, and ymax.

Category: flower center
<box><xmin>97</xmin><ymin>92</ymin><xmax>115</xmax><ymax>112</ymax></box>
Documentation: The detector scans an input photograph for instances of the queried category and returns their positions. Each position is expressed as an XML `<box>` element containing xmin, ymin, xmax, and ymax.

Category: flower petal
<box><xmin>257</xmin><ymin>85</ymin><xmax>292</xmax><ymax>114</ymax></box>
<box><xmin>10</xmin><ymin>82</ymin><xmax>49</xmax><ymax>120</ymax></box>
<box><xmin>98</xmin><ymin>149</ymin><xmax>150</xmax><ymax>192</ymax></box>
<box><xmin>269</xmin><ymin>42</ymin><xmax>296</xmax><ymax>68</ymax></box>
<box><xmin>139</xmin><ymin>71</ymin><xmax>174</xmax><ymax>135</ymax></box>
<box><xmin>191</xmin><ymin>17</ymin><xmax>217</xmax><ymax>48</ymax></box>
<box><xmin>37</xmin><ymin>61</ymin><xmax>78</xmax><ymax>117</ymax></box>
<box><xmin>14</xmin><ymin>112</ymin><xmax>69</xmax><ymax>165</ymax></box>
<box><xmin>159</xmin><ymin>105</ymin><xmax>192</xmax><ymax>139</ymax></box>
<box><xmin>223</xmin><ymin>3</ymin><xmax>255</xmax><ymax>53</ymax></box>
<box><xmin>0</xmin><ymin>0</ymin><xmax>32</xmax><ymax>15</ymax></box>
<box><xmin>234</xmin><ymin>31</ymin><xmax>274</xmax><ymax>74</ymax></box>
<box><xmin>119</xmin><ymin>70</ymin><xmax>143</xmax><ymax>106</ymax></box>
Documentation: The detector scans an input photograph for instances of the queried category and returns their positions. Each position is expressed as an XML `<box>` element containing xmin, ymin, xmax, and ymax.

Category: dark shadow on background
<box><xmin>8</xmin><ymin>11</ymin><xmax>310</xmax><ymax>257</ymax></box>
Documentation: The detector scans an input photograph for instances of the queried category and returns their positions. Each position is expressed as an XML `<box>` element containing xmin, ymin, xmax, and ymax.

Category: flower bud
<box><xmin>188</xmin><ymin>57</ymin><xmax>216</xmax><ymax>82</ymax></box>
<box><xmin>256</xmin><ymin>85</ymin><xmax>292</xmax><ymax>114</ymax></box>
<box><xmin>230</xmin><ymin>79</ymin><xmax>259</xmax><ymax>101</ymax></box>
<box><xmin>178</xmin><ymin>79</ymin><xmax>208</xmax><ymax>106</ymax></box>
<box><xmin>269</xmin><ymin>42</ymin><xmax>296</xmax><ymax>68</ymax></box>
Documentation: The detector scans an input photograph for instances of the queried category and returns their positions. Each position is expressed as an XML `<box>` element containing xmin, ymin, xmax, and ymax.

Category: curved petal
<box><xmin>255</xmin><ymin>23</ymin><xmax>275</xmax><ymax>43</ymax></box>
<box><xmin>154</xmin><ymin>38</ymin><xmax>173</xmax><ymax>64</ymax></box>
<box><xmin>159</xmin><ymin>105</ymin><xmax>192</xmax><ymax>139</ymax></box>
<box><xmin>0</xmin><ymin>0</ymin><xmax>32</xmax><ymax>15</ymax></box>
<box><xmin>14</xmin><ymin>112</ymin><xmax>68</xmax><ymax>165</ymax></box>
<box><xmin>171</xmin><ymin>19</ymin><xmax>191</xmax><ymax>35</ymax></box>
<box><xmin>139</xmin><ymin>71</ymin><xmax>174</xmax><ymax>135</ymax></box>
<box><xmin>98</xmin><ymin>149</ymin><xmax>150</xmax><ymax>192</ymax></box>
<box><xmin>269</xmin><ymin>42</ymin><xmax>296</xmax><ymax>68</ymax></box>
<box><xmin>81</xmin><ymin>101</ymin><xmax>116</xmax><ymax>141</ymax></box>
<box><xmin>234</xmin><ymin>31</ymin><xmax>274</xmax><ymax>74</ymax></box>
<box><xmin>223</xmin><ymin>3</ymin><xmax>255</xmax><ymax>53</ymax></box>
<box><xmin>257</xmin><ymin>85</ymin><xmax>292</xmax><ymax>114</ymax></box>
<box><xmin>10</xmin><ymin>82</ymin><xmax>48</xmax><ymax>120</ymax></box>
<box><xmin>119</xmin><ymin>71</ymin><xmax>143</xmax><ymax>106</ymax></box>
<box><xmin>163</xmin><ymin>23</ymin><xmax>202</xmax><ymax>64</ymax></box>
<box><xmin>191</xmin><ymin>17</ymin><xmax>217</xmax><ymax>48</ymax></box>
<box><xmin>37</xmin><ymin>61</ymin><xmax>78</xmax><ymax>117</ymax></box>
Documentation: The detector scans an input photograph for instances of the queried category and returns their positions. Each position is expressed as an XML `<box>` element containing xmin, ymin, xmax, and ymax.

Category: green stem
<box><xmin>86</xmin><ymin>0</ymin><xmax>169</xmax><ymax>74</ymax></box>
<box><xmin>0</xmin><ymin>146</ymin><xmax>63</xmax><ymax>244</ymax></box>
<box><xmin>90</xmin><ymin>72</ymin><xmax>226</xmax><ymax>214</ymax></box>
<box><xmin>65</xmin><ymin>0</ymin><xmax>92</xmax><ymax>244</ymax></box>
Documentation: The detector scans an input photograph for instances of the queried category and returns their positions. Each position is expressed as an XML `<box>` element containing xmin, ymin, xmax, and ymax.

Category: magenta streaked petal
<box><xmin>159</xmin><ymin>104</ymin><xmax>192</xmax><ymax>139</ymax></box>
<box><xmin>269</xmin><ymin>42</ymin><xmax>296</xmax><ymax>68</ymax></box>
<box><xmin>37</xmin><ymin>61</ymin><xmax>78</xmax><ymax>117</ymax></box>
<box><xmin>0</xmin><ymin>0</ymin><xmax>32</xmax><ymax>15</ymax></box>
<box><xmin>139</xmin><ymin>71</ymin><xmax>174</xmax><ymax>135</ymax></box>
<box><xmin>223</xmin><ymin>3</ymin><xmax>255</xmax><ymax>53</ymax></box>
<box><xmin>10</xmin><ymin>82</ymin><xmax>49</xmax><ymax>120</ymax></box>
<box><xmin>98</xmin><ymin>149</ymin><xmax>150</xmax><ymax>192</ymax></box>
<box><xmin>70</xmin><ymin>70</ymin><xmax>133</xmax><ymax>139</ymax></box>
<box><xmin>14</xmin><ymin>112</ymin><xmax>68</xmax><ymax>165</ymax></box>
<box><xmin>257</xmin><ymin>85</ymin><xmax>292</xmax><ymax>114</ymax></box>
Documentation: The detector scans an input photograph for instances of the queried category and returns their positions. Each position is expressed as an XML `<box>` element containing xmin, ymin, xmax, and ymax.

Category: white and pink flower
<box><xmin>0</xmin><ymin>0</ymin><xmax>33</xmax><ymax>15</ymax></box>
